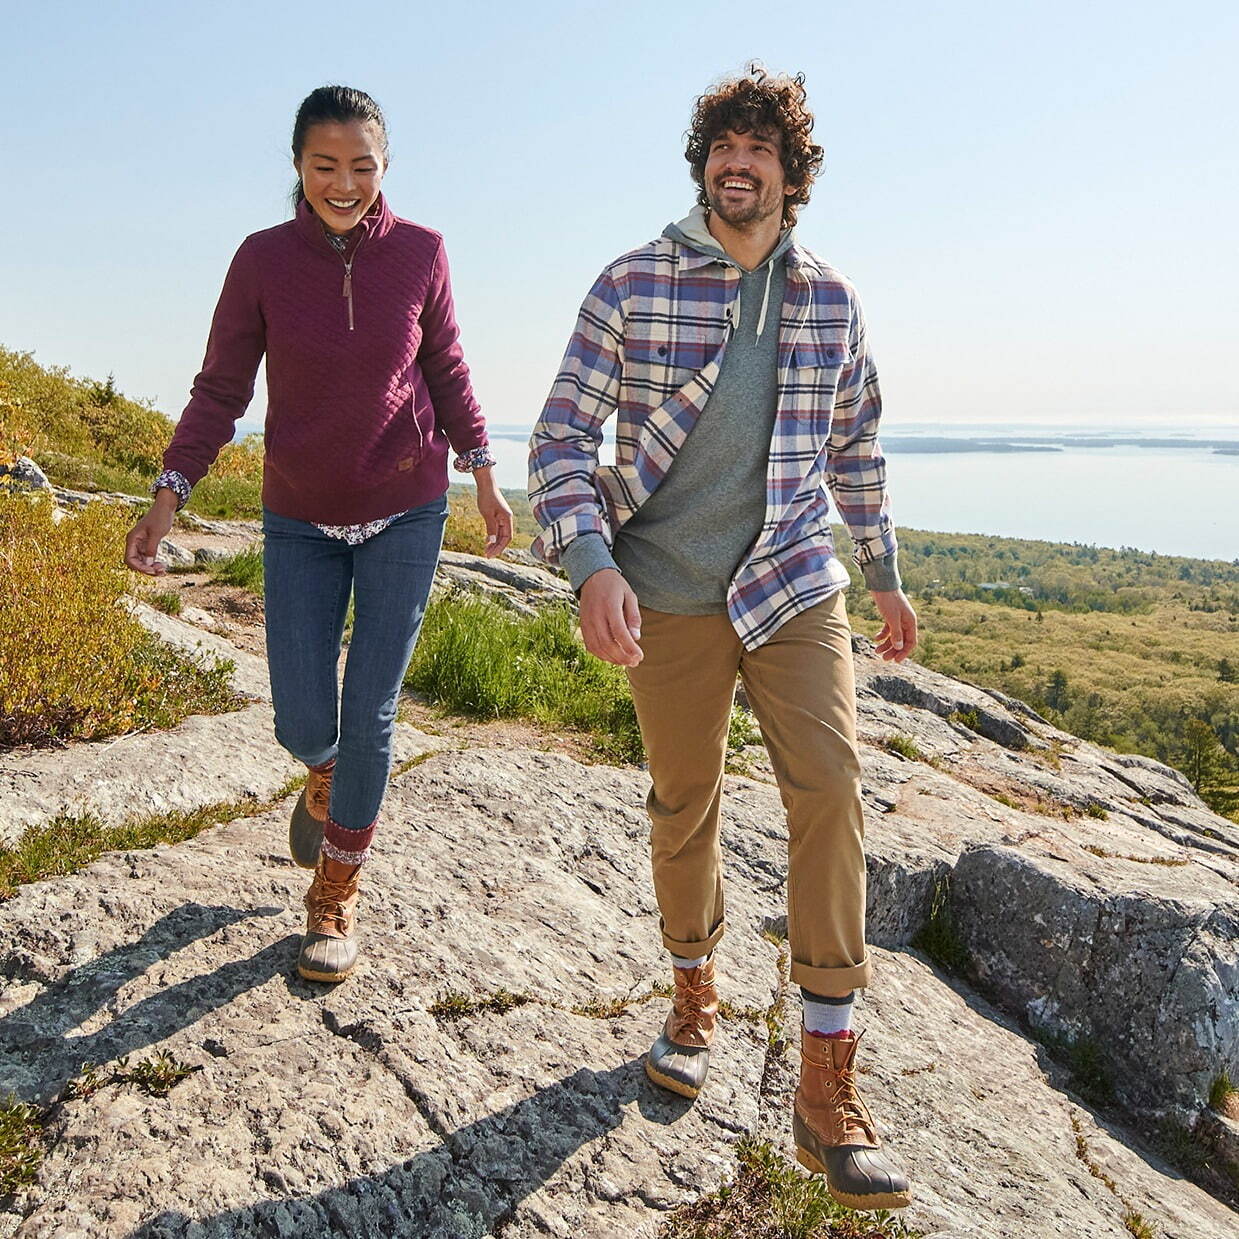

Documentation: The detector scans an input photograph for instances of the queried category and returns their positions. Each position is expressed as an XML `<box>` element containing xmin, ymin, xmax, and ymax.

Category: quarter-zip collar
<box><xmin>293</xmin><ymin>192</ymin><xmax>396</xmax><ymax>258</ymax></box>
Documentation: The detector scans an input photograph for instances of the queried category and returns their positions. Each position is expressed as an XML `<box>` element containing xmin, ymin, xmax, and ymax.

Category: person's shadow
<box><xmin>0</xmin><ymin>901</ymin><xmax>288</xmax><ymax>1104</ymax></box>
<box><xmin>126</xmin><ymin>1056</ymin><xmax>688</xmax><ymax>1238</ymax></box>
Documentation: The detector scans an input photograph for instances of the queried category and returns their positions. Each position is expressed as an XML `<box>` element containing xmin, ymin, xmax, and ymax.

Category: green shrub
<box><xmin>0</xmin><ymin>347</ymin><xmax>170</xmax><ymax>472</ymax></box>
<box><xmin>144</xmin><ymin>587</ymin><xmax>183</xmax><ymax>616</ymax></box>
<box><xmin>0</xmin><ymin>1094</ymin><xmax>42</xmax><ymax>1196</ymax></box>
<box><xmin>0</xmin><ymin>493</ymin><xmax>240</xmax><ymax>747</ymax></box>
<box><xmin>728</xmin><ymin>703</ymin><xmax>760</xmax><ymax>751</ymax></box>
<box><xmin>210</xmin><ymin>545</ymin><xmax>266</xmax><ymax>595</ymax></box>
<box><xmin>406</xmin><ymin>593</ymin><xmax>643</xmax><ymax>761</ymax></box>
<box><xmin>882</xmin><ymin>733</ymin><xmax>926</xmax><ymax>762</ymax></box>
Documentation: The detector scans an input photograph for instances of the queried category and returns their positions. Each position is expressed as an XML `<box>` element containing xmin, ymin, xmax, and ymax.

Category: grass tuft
<box><xmin>1209</xmin><ymin>1070</ymin><xmax>1238</xmax><ymax>1115</ymax></box>
<box><xmin>406</xmin><ymin>593</ymin><xmax>645</xmax><ymax>762</ymax></box>
<box><xmin>0</xmin><ymin>783</ymin><xmax>304</xmax><ymax>902</ymax></box>
<box><xmin>880</xmin><ymin>734</ymin><xmax>927</xmax><ymax>763</ymax></box>
<box><xmin>429</xmin><ymin>989</ymin><xmax>533</xmax><ymax>1021</ymax></box>
<box><xmin>658</xmin><ymin>1136</ymin><xmax>920</xmax><ymax>1238</ymax></box>
<box><xmin>143</xmin><ymin>587</ymin><xmax>183</xmax><ymax>616</ymax></box>
<box><xmin>209</xmin><ymin>545</ymin><xmax>265</xmax><ymax>595</ymax></box>
<box><xmin>0</xmin><ymin>1094</ymin><xmax>43</xmax><ymax>1196</ymax></box>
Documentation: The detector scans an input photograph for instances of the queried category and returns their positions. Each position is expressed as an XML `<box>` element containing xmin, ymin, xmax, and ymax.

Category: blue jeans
<box><xmin>261</xmin><ymin>496</ymin><xmax>447</xmax><ymax>831</ymax></box>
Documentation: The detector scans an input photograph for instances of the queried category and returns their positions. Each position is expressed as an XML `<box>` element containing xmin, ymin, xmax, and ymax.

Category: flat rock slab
<box><xmin>0</xmin><ymin>749</ymin><xmax>1232</xmax><ymax>1238</ymax></box>
<box><xmin>0</xmin><ymin>706</ymin><xmax>442</xmax><ymax>846</ymax></box>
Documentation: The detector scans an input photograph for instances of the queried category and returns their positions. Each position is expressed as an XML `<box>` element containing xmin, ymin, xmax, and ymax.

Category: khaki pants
<box><xmin>625</xmin><ymin>591</ymin><xmax>870</xmax><ymax>996</ymax></box>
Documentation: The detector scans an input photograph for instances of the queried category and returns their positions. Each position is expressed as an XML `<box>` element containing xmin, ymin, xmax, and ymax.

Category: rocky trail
<box><xmin>1</xmin><ymin>514</ymin><xmax>1237</xmax><ymax>1237</ymax></box>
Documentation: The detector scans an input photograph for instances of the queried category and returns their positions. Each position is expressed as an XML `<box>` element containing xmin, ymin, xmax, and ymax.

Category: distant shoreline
<box><xmin>478</xmin><ymin>430</ymin><xmax>1239</xmax><ymax>456</ymax></box>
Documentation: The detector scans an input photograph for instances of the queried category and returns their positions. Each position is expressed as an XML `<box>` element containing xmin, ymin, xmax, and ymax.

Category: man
<box><xmin>528</xmin><ymin>67</ymin><xmax>916</xmax><ymax>1211</ymax></box>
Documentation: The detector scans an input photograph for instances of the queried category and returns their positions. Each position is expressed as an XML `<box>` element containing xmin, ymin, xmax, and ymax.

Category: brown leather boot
<box><xmin>289</xmin><ymin>761</ymin><xmax>334</xmax><ymax>869</ymax></box>
<box><xmin>644</xmin><ymin>958</ymin><xmax>718</xmax><ymax>1098</ymax></box>
<box><xmin>793</xmin><ymin>1029</ymin><xmax>912</xmax><ymax>1210</ymax></box>
<box><xmin>297</xmin><ymin>853</ymin><xmax>360</xmax><ymax>982</ymax></box>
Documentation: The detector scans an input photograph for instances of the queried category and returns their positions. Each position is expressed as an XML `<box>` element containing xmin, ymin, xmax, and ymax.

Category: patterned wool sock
<box><xmin>671</xmin><ymin>952</ymin><xmax>711</xmax><ymax>970</ymax></box>
<box><xmin>322</xmin><ymin>814</ymin><xmax>376</xmax><ymax>866</ymax></box>
<box><xmin>801</xmin><ymin>988</ymin><xmax>855</xmax><ymax>1038</ymax></box>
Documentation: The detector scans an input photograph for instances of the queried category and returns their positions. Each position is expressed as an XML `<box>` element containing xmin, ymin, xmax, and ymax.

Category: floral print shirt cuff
<box><xmin>152</xmin><ymin>469</ymin><xmax>191</xmax><ymax>510</ymax></box>
<box><xmin>452</xmin><ymin>445</ymin><xmax>497</xmax><ymax>473</ymax></box>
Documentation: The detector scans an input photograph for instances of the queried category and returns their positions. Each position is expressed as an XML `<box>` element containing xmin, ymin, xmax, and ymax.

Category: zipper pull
<box><xmin>343</xmin><ymin>270</ymin><xmax>354</xmax><ymax>332</ymax></box>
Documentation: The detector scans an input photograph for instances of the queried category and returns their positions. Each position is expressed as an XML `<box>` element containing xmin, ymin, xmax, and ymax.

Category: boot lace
<box><xmin>309</xmin><ymin>870</ymin><xmax>354</xmax><ymax>936</ymax></box>
<box><xmin>670</xmin><ymin>975</ymin><xmax>715</xmax><ymax>1040</ymax></box>
<box><xmin>830</xmin><ymin>1064</ymin><xmax>876</xmax><ymax>1142</ymax></box>
<box><xmin>307</xmin><ymin>766</ymin><xmax>333</xmax><ymax>818</ymax></box>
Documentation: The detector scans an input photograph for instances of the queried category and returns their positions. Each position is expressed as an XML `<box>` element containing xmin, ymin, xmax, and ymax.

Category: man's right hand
<box><xmin>578</xmin><ymin>569</ymin><xmax>643</xmax><ymax>667</ymax></box>
<box><xmin>124</xmin><ymin>491</ymin><xmax>178</xmax><ymax>576</ymax></box>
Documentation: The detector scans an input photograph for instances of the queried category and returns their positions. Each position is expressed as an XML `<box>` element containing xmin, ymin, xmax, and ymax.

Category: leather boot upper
<box><xmin>664</xmin><ymin>958</ymin><xmax>719</xmax><ymax>1049</ymax></box>
<box><xmin>794</xmin><ymin>1028</ymin><xmax>880</xmax><ymax>1148</ymax></box>
<box><xmin>304</xmin><ymin>855</ymin><xmax>360</xmax><ymax>940</ymax></box>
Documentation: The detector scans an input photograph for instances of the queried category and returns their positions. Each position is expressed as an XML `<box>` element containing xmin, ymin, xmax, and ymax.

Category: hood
<box><xmin>662</xmin><ymin>203</ymin><xmax>796</xmax><ymax>269</ymax></box>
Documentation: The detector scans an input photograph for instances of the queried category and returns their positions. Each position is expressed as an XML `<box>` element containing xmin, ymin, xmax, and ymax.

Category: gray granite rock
<box><xmin>0</xmin><ymin>750</ymin><xmax>1233</xmax><ymax>1238</ymax></box>
<box><xmin>0</xmin><ymin>456</ymin><xmax>51</xmax><ymax>492</ymax></box>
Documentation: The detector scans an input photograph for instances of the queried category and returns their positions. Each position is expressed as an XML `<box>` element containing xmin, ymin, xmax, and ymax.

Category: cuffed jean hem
<box><xmin>790</xmin><ymin>956</ymin><xmax>872</xmax><ymax>996</ymax></box>
<box><xmin>660</xmin><ymin>919</ymin><xmax>726</xmax><ymax>958</ymax></box>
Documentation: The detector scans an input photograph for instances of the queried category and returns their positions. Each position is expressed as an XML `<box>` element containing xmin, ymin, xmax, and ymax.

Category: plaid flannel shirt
<box><xmin>528</xmin><ymin>231</ymin><xmax>897</xmax><ymax>650</ymax></box>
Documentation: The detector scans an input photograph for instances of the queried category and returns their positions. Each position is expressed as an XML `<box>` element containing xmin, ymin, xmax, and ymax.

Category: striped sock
<box><xmin>322</xmin><ymin>814</ymin><xmax>376</xmax><ymax>866</ymax></box>
<box><xmin>801</xmin><ymin>988</ymin><xmax>855</xmax><ymax>1038</ymax></box>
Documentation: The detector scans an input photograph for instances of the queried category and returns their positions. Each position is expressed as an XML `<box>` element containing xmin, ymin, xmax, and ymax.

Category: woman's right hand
<box><xmin>124</xmin><ymin>491</ymin><xmax>179</xmax><ymax>576</ymax></box>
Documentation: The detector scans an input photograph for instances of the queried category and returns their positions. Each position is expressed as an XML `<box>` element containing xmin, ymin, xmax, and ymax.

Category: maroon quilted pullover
<box><xmin>161</xmin><ymin>194</ymin><xmax>489</xmax><ymax>524</ymax></box>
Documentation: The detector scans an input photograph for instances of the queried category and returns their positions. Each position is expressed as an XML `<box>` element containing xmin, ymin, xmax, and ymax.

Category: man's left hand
<box><xmin>871</xmin><ymin>589</ymin><xmax>918</xmax><ymax>662</ymax></box>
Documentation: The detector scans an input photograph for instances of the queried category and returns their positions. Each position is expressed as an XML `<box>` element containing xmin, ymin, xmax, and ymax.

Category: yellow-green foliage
<box><xmin>0</xmin><ymin>493</ymin><xmax>240</xmax><ymax>747</ymax></box>
<box><xmin>443</xmin><ymin>491</ymin><xmax>492</xmax><ymax>555</ymax></box>
<box><xmin>0</xmin><ymin>346</ymin><xmax>265</xmax><ymax>518</ymax></box>
<box><xmin>0</xmin><ymin>346</ymin><xmax>171</xmax><ymax>473</ymax></box>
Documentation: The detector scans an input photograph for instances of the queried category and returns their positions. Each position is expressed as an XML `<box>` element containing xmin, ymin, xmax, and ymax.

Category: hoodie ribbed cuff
<box><xmin>561</xmin><ymin>531</ymin><xmax>621</xmax><ymax>594</ymax></box>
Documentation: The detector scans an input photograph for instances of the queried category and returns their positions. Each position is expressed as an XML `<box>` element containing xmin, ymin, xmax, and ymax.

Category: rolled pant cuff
<box><xmin>790</xmin><ymin>955</ymin><xmax>871</xmax><ymax>996</ymax></box>
<box><xmin>660</xmin><ymin>920</ymin><xmax>726</xmax><ymax>958</ymax></box>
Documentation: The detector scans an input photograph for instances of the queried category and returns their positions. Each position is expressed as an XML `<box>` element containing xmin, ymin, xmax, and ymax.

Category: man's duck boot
<box><xmin>297</xmin><ymin>853</ymin><xmax>361</xmax><ymax>982</ymax></box>
<box><xmin>793</xmin><ymin>1029</ymin><xmax>912</xmax><ymax>1210</ymax></box>
<box><xmin>645</xmin><ymin>957</ymin><xmax>718</xmax><ymax>1099</ymax></box>
<box><xmin>289</xmin><ymin>760</ymin><xmax>334</xmax><ymax>868</ymax></box>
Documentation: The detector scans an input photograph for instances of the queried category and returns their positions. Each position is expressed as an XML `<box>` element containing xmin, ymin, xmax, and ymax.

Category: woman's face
<box><xmin>295</xmin><ymin>119</ymin><xmax>387</xmax><ymax>234</ymax></box>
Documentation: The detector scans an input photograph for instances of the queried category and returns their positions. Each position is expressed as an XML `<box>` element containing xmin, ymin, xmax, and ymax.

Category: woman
<box><xmin>125</xmin><ymin>85</ymin><xmax>512</xmax><ymax>984</ymax></box>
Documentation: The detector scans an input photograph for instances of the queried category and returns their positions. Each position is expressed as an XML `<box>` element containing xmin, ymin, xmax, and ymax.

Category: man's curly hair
<box><xmin>685</xmin><ymin>65</ymin><xmax>824</xmax><ymax>227</ymax></box>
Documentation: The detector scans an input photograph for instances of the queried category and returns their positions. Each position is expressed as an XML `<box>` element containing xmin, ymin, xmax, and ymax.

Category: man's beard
<box><xmin>707</xmin><ymin>178</ymin><xmax>783</xmax><ymax>228</ymax></box>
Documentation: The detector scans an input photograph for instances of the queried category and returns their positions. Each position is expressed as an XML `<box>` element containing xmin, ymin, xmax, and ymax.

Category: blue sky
<box><xmin>4</xmin><ymin>0</ymin><xmax>1237</xmax><ymax>434</ymax></box>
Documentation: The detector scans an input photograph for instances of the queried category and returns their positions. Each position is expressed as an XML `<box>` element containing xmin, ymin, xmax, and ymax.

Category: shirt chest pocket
<box><xmin>785</xmin><ymin>332</ymin><xmax>852</xmax><ymax>411</ymax></box>
<box><xmin>623</xmin><ymin>324</ymin><xmax>726</xmax><ymax>401</ymax></box>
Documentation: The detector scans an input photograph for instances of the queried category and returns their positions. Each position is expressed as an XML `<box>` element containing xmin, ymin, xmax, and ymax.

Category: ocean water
<box><xmin>483</xmin><ymin>433</ymin><xmax>1238</xmax><ymax>563</ymax></box>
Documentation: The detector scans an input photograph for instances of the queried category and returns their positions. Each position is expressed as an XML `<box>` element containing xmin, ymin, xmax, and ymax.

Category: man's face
<box><xmin>703</xmin><ymin>127</ymin><xmax>793</xmax><ymax>228</ymax></box>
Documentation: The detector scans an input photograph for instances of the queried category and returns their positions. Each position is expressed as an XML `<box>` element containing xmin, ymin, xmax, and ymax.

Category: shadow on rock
<box><xmin>0</xmin><ymin>901</ymin><xmax>285</xmax><ymax>1103</ymax></box>
<box><xmin>128</xmin><ymin>1057</ymin><xmax>692</xmax><ymax>1239</ymax></box>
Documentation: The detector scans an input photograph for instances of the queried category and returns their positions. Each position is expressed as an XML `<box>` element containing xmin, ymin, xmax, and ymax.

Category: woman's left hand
<box><xmin>474</xmin><ymin>469</ymin><xmax>513</xmax><ymax>557</ymax></box>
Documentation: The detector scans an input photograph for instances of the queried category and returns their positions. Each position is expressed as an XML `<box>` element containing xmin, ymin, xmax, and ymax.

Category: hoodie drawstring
<box><xmin>755</xmin><ymin>260</ymin><xmax>775</xmax><ymax>340</ymax></box>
